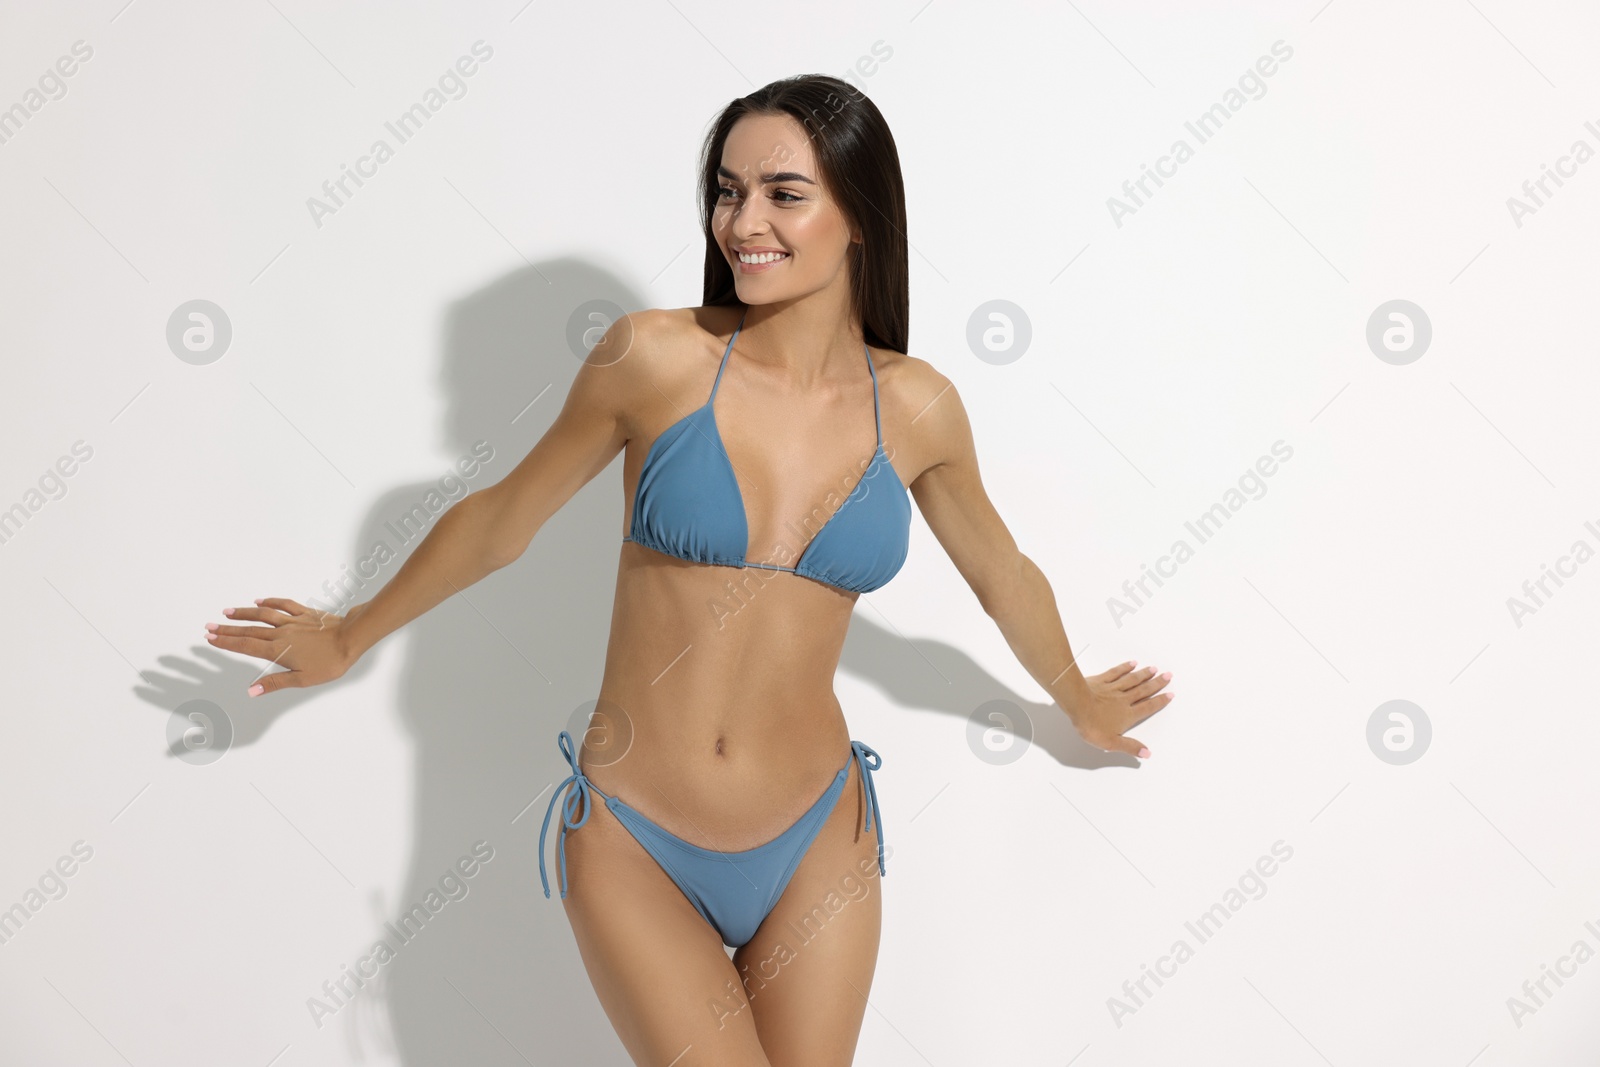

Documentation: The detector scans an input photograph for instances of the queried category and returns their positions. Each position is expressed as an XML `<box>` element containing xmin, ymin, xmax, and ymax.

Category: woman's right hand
<box><xmin>205</xmin><ymin>597</ymin><xmax>366</xmax><ymax>696</ymax></box>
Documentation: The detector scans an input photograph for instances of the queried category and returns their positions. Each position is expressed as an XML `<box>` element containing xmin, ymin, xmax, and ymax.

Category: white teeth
<box><xmin>738</xmin><ymin>251</ymin><xmax>788</xmax><ymax>264</ymax></box>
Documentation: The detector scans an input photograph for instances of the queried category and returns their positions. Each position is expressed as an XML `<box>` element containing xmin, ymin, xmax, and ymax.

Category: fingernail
<box><xmin>254</xmin><ymin>598</ymin><xmax>263</xmax><ymax>605</ymax></box>
<box><xmin>1138</xmin><ymin>747</ymin><xmax>1151</xmax><ymax>758</ymax></box>
<box><xmin>1160</xmin><ymin>671</ymin><xmax>1171</xmax><ymax>680</ymax></box>
<box><xmin>247</xmin><ymin>684</ymin><xmax>264</xmax><ymax>696</ymax></box>
<box><xmin>223</xmin><ymin>608</ymin><xmax>234</xmax><ymax>616</ymax></box>
<box><xmin>205</xmin><ymin>622</ymin><xmax>218</xmax><ymax>632</ymax></box>
<box><xmin>206</xmin><ymin>633</ymin><xmax>216</xmax><ymax>641</ymax></box>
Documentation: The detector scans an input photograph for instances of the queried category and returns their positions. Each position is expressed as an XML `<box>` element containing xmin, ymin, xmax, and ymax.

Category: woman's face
<box><xmin>713</xmin><ymin>112</ymin><xmax>860</xmax><ymax>303</ymax></box>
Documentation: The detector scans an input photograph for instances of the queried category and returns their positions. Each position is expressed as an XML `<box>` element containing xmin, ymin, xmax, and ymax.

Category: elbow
<box><xmin>489</xmin><ymin>528</ymin><xmax>531</xmax><ymax>572</ymax></box>
<box><xmin>977</xmin><ymin>550</ymin><xmax>1032</xmax><ymax>618</ymax></box>
<box><xmin>469</xmin><ymin>487</ymin><xmax>527</xmax><ymax>570</ymax></box>
<box><xmin>488</xmin><ymin>537</ymin><xmax>524</xmax><ymax>571</ymax></box>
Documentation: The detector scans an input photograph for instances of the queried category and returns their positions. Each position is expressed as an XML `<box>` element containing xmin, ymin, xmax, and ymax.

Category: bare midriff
<box><xmin>584</xmin><ymin>540</ymin><xmax>861</xmax><ymax>853</ymax></box>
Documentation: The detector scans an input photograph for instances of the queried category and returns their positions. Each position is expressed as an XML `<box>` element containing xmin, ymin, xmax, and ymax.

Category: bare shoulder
<box><xmin>595</xmin><ymin>305</ymin><xmax>688</xmax><ymax>384</ymax></box>
<box><xmin>617</xmin><ymin>305</ymin><xmax>741</xmax><ymax>377</ymax></box>
<box><xmin>868</xmin><ymin>345</ymin><xmax>971</xmax><ymax>484</ymax></box>
<box><xmin>587</xmin><ymin>305</ymin><xmax>740</xmax><ymax>435</ymax></box>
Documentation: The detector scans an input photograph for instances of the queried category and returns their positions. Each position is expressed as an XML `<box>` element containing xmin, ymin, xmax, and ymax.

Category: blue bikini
<box><xmin>540</xmin><ymin>730</ymin><xmax>885</xmax><ymax>948</ymax></box>
<box><xmin>623</xmin><ymin>306</ymin><xmax>911</xmax><ymax>594</ymax></box>
<box><xmin>538</xmin><ymin>307</ymin><xmax>908</xmax><ymax>949</ymax></box>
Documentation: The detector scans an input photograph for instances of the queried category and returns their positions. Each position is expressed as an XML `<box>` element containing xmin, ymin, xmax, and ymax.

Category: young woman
<box><xmin>206</xmin><ymin>74</ymin><xmax>1173</xmax><ymax>1066</ymax></box>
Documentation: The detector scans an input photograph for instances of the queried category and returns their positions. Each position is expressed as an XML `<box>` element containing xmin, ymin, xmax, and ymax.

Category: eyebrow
<box><xmin>717</xmin><ymin>165</ymin><xmax>816</xmax><ymax>186</ymax></box>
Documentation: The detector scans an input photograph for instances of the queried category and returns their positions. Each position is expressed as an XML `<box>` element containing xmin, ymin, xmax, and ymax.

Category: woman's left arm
<box><xmin>902</xmin><ymin>369</ymin><xmax>1173</xmax><ymax>759</ymax></box>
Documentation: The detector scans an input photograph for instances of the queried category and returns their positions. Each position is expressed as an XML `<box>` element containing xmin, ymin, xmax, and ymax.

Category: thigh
<box><xmin>736</xmin><ymin>757</ymin><xmax>885</xmax><ymax>1067</ymax></box>
<box><xmin>559</xmin><ymin>793</ymin><xmax>774</xmax><ymax>1067</ymax></box>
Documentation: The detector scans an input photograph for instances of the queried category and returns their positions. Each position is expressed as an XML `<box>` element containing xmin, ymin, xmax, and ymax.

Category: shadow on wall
<box><xmin>134</xmin><ymin>258</ymin><xmax>1129</xmax><ymax>1064</ymax></box>
<box><xmin>365</xmin><ymin>260</ymin><xmax>643</xmax><ymax>1064</ymax></box>
<box><xmin>134</xmin><ymin>260</ymin><xmax>647</xmax><ymax>1063</ymax></box>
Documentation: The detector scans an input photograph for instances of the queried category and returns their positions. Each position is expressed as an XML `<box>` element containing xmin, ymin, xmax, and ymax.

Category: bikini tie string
<box><xmin>851</xmin><ymin>740</ymin><xmax>887</xmax><ymax>877</ymax></box>
<box><xmin>538</xmin><ymin>729</ymin><xmax>594</xmax><ymax>899</ymax></box>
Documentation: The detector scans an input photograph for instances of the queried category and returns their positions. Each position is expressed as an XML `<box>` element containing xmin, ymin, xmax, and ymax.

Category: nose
<box><xmin>725</xmin><ymin>196</ymin><xmax>772</xmax><ymax>241</ymax></box>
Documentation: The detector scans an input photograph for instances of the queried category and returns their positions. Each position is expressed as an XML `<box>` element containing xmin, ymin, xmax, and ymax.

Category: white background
<box><xmin>3</xmin><ymin>0</ymin><xmax>1598</xmax><ymax>1064</ymax></box>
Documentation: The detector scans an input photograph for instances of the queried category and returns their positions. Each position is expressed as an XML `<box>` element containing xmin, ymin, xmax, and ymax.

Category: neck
<box><xmin>735</xmin><ymin>293</ymin><xmax>864</xmax><ymax>385</ymax></box>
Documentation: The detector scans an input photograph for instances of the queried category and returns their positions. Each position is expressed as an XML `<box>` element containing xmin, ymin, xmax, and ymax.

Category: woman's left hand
<box><xmin>1064</xmin><ymin>661</ymin><xmax>1173</xmax><ymax>760</ymax></box>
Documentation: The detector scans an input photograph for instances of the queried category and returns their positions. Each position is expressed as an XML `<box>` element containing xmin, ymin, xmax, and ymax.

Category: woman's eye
<box><xmin>717</xmin><ymin>187</ymin><xmax>801</xmax><ymax>204</ymax></box>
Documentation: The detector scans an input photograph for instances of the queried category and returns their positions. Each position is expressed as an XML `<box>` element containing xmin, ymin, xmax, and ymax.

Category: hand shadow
<box><xmin>137</xmin><ymin>642</ymin><xmax>380</xmax><ymax>757</ymax></box>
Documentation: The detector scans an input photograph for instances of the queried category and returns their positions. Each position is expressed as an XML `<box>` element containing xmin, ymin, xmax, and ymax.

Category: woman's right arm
<box><xmin>341</xmin><ymin>314</ymin><xmax>643</xmax><ymax>660</ymax></box>
<box><xmin>210</xmin><ymin>313</ymin><xmax>650</xmax><ymax>696</ymax></box>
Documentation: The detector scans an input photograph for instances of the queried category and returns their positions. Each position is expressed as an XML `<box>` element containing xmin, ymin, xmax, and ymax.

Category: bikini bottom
<box><xmin>538</xmin><ymin>729</ymin><xmax>886</xmax><ymax>949</ymax></box>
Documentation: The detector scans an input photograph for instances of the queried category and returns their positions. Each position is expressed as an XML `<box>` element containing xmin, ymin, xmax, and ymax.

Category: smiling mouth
<box><xmin>736</xmin><ymin>250</ymin><xmax>789</xmax><ymax>264</ymax></box>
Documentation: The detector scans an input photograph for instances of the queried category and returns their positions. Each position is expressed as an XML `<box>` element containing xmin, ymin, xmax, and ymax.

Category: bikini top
<box><xmin>622</xmin><ymin>309</ymin><xmax>911</xmax><ymax>594</ymax></box>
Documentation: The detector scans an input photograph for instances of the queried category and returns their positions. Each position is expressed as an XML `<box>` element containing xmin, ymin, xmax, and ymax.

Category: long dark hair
<box><xmin>698</xmin><ymin>74</ymin><xmax>909</xmax><ymax>356</ymax></box>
